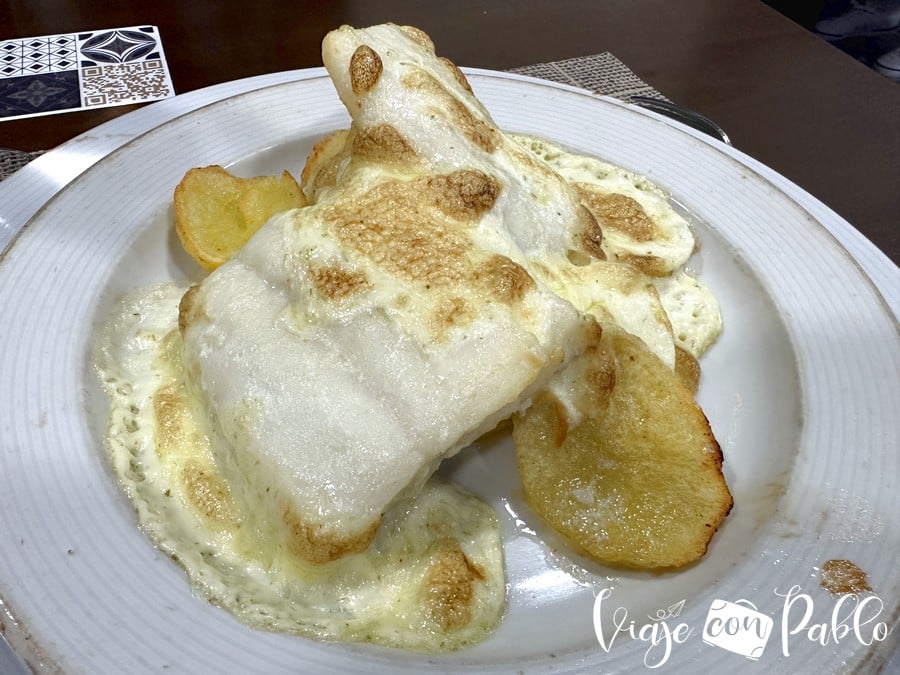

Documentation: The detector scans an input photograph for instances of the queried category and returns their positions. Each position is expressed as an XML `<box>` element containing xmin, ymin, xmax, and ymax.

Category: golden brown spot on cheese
<box><xmin>351</xmin><ymin>124</ymin><xmax>418</xmax><ymax>166</ymax></box>
<box><xmin>579</xmin><ymin>205</ymin><xmax>606</xmax><ymax>260</ymax></box>
<box><xmin>578</xmin><ymin>187</ymin><xmax>656</xmax><ymax>242</ymax></box>
<box><xmin>426</xmin><ymin>169</ymin><xmax>501</xmax><ymax>220</ymax></box>
<box><xmin>324</xmin><ymin>180</ymin><xmax>472</xmax><ymax>288</ymax></box>
<box><xmin>349</xmin><ymin>44</ymin><xmax>382</xmax><ymax>94</ymax></box>
<box><xmin>475</xmin><ymin>254</ymin><xmax>535</xmax><ymax>303</ymax></box>
<box><xmin>401</xmin><ymin>69</ymin><xmax>499</xmax><ymax>153</ymax></box>
<box><xmin>432</xmin><ymin>296</ymin><xmax>472</xmax><ymax>331</ymax></box>
<box><xmin>507</xmin><ymin>142</ymin><xmax>564</xmax><ymax>183</ymax></box>
<box><xmin>152</xmin><ymin>382</ymin><xmax>239</xmax><ymax>526</ymax></box>
<box><xmin>182</xmin><ymin>460</ymin><xmax>240</xmax><ymax>526</ymax></box>
<box><xmin>177</xmin><ymin>284</ymin><xmax>202</xmax><ymax>335</ymax></box>
<box><xmin>440</xmin><ymin>56</ymin><xmax>473</xmax><ymax>93</ymax></box>
<box><xmin>282</xmin><ymin>504</ymin><xmax>380</xmax><ymax>564</ymax></box>
<box><xmin>674</xmin><ymin>346</ymin><xmax>701</xmax><ymax>394</ymax></box>
<box><xmin>616</xmin><ymin>252</ymin><xmax>669</xmax><ymax>277</ymax></box>
<box><xmin>570</xmin><ymin>333</ymin><xmax>618</xmax><ymax>423</ymax></box>
<box><xmin>153</xmin><ymin>384</ymin><xmax>186</xmax><ymax>460</ymax></box>
<box><xmin>398</xmin><ymin>24</ymin><xmax>435</xmax><ymax>52</ymax></box>
<box><xmin>309</xmin><ymin>265</ymin><xmax>370</xmax><ymax>301</ymax></box>
<box><xmin>422</xmin><ymin>541</ymin><xmax>485</xmax><ymax>631</ymax></box>
<box><xmin>566</xmin><ymin>249</ymin><xmax>592</xmax><ymax>266</ymax></box>
<box><xmin>820</xmin><ymin>559</ymin><xmax>872</xmax><ymax>595</ymax></box>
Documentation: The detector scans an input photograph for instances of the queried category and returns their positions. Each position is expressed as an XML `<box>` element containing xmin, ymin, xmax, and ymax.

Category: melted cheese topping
<box><xmin>653</xmin><ymin>270</ymin><xmax>723</xmax><ymax>358</ymax></box>
<box><xmin>510</xmin><ymin>133</ymin><xmax>695</xmax><ymax>276</ymax></box>
<box><xmin>95</xmin><ymin>283</ymin><xmax>505</xmax><ymax>652</ymax></box>
<box><xmin>302</xmin><ymin>128</ymin><xmax>723</xmax><ymax>372</ymax></box>
<box><xmin>509</xmin><ymin>133</ymin><xmax>723</xmax><ymax>362</ymax></box>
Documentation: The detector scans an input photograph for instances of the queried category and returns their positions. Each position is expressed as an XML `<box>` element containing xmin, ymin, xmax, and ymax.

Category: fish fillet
<box><xmin>179</xmin><ymin>24</ymin><xmax>604</xmax><ymax>564</ymax></box>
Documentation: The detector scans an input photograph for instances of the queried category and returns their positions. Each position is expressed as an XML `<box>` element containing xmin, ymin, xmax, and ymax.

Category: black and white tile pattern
<box><xmin>0</xmin><ymin>25</ymin><xmax>174</xmax><ymax>121</ymax></box>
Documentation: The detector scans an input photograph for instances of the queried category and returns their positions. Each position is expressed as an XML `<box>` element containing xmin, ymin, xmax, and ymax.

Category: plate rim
<box><xmin>0</xmin><ymin>68</ymin><xmax>897</xmax><ymax>674</ymax></box>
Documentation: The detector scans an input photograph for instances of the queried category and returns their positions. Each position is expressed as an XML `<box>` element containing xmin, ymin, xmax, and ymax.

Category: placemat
<box><xmin>509</xmin><ymin>52</ymin><xmax>668</xmax><ymax>103</ymax></box>
<box><xmin>0</xmin><ymin>52</ymin><xmax>666</xmax><ymax>181</ymax></box>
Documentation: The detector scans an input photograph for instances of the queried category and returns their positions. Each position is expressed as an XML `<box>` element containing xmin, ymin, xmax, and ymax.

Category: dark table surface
<box><xmin>1</xmin><ymin>0</ymin><xmax>898</xmax><ymax>264</ymax></box>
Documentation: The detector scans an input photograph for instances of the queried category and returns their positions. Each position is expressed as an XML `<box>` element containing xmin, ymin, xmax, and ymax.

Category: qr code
<box><xmin>81</xmin><ymin>60</ymin><xmax>172</xmax><ymax>106</ymax></box>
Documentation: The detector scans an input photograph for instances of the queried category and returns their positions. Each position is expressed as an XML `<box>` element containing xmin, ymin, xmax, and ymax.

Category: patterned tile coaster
<box><xmin>0</xmin><ymin>25</ymin><xmax>174</xmax><ymax>122</ymax></box>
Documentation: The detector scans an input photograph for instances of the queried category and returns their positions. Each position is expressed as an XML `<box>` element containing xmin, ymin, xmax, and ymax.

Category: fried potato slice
<box><xmin>174</xmin><ymin>165</ymin><xmax>307</xmax><ymax>269</ymax></box>
<box><xmin>300</xmin><ymin>129</ymin><xmax>349</xmax><ymax>202</ymax></box>
<box><xmin>674</xmin><ymin>346</ymin><xmax>701</xmax><ymax>394</ymax></box>
<box><xmin>512</xmin><ymin>323</ymin><xmax>732</xmax><ymax>569</ymax></box>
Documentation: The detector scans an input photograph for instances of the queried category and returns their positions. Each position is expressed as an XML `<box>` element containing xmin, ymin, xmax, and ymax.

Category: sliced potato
<box><xmin>299</xmin><ymin>128</ymin><xmax>350</xmax><ymax>203</ymax></box>
<box><xmin>174</xmin><ymin>165</ymin><xmax>307</xmax><ymax>269</ymax></box>
<box><xmin>512</xmin><ymin>323</ymin><xmax>732</xmax><ymax>569</ymax></box>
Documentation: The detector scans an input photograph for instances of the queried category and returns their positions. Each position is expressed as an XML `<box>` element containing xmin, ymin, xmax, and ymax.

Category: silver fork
<box><xmin>629</xmin><ymin>96</ymin><xmax>732</xmax><ymax>145</ymax></box>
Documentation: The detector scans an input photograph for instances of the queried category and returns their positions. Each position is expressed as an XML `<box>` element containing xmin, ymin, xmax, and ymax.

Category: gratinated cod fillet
<box><xmin>179</xmin><ymin>23</ymin><xmax>602</xmax><ymax>566</ymax></box>
<box><xmin>96</xmin><ymin>283</ymin><xmax>508</xmax><ymax>652</ymax></box>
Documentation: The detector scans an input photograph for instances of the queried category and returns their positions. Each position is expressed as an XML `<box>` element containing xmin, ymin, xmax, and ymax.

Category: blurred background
<box><xmin>764</xmin><ymin>0</ymin><xmax>900</xmax><ymax>81</ymax></box>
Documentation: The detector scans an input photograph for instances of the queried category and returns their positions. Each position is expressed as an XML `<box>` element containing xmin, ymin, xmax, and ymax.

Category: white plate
<box><xmin>0</xmin><ymin>69</ymin><xmax>897</xmax><ymax>674</ymax></box>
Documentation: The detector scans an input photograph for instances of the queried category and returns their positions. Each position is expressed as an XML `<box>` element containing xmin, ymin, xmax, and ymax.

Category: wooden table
<box><xmin>1</xmin><ymin>0</ymin><xmax>898</xmax><ymax>264</ymax></box>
